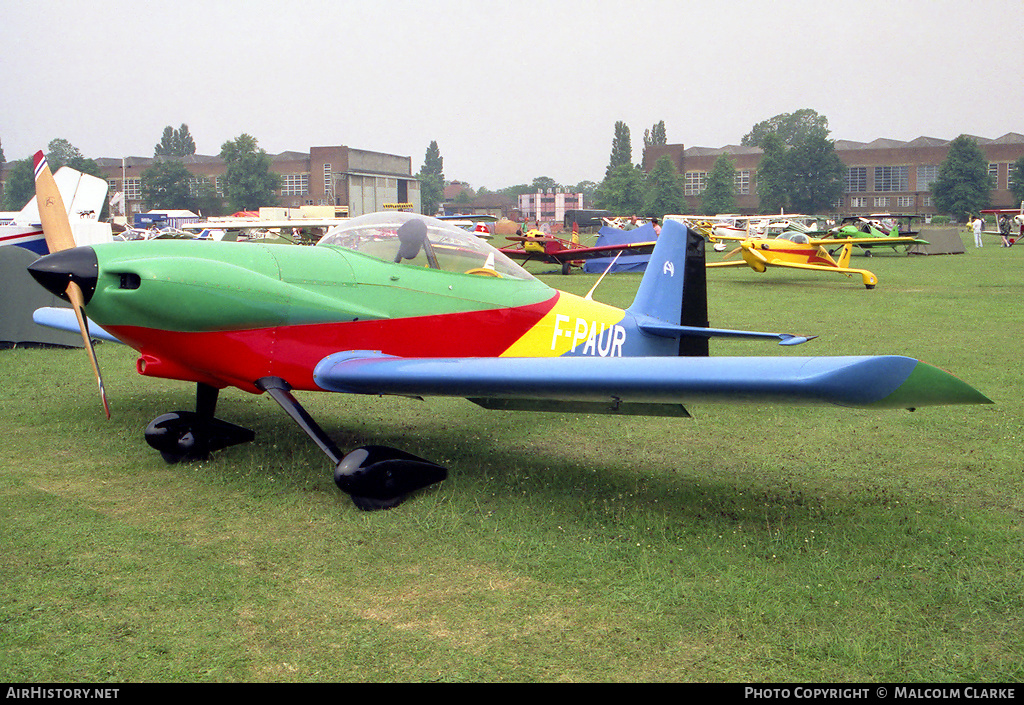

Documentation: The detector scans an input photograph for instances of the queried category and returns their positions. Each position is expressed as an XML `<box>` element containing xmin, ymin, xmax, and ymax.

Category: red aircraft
<box><xmin>500</xmin><ymin>225</ymin><xmax>655</xmax><ymax>274</ymax></box>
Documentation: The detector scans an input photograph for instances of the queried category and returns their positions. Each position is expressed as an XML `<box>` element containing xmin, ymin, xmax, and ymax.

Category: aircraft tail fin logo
<box><xmin>626</xmin><ymin>219</ymin><xmax>709</xmax><ymax>356</ymax></box>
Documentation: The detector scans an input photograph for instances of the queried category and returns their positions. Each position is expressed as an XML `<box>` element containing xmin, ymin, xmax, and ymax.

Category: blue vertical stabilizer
<box><xmin>625</xmin><ymin>219</ymin><xmax>709</xmax><ymax>355</ymax></box>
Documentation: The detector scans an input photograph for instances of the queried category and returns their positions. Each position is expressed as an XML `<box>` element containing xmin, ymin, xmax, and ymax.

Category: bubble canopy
<box><xmin>318</xmin><ymin>212</ymin><xmax>535</xmax><ymax>281</ymax></box>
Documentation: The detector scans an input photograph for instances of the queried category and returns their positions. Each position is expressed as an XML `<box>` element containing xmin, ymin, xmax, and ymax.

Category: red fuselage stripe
<box><xmin>107</xmin><ymin>294</ymin><xmax>561</xmax><ymax>392</ymax></box>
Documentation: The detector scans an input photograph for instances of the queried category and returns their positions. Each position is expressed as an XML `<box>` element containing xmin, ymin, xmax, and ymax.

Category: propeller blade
<box><xmin>67</xmin><ymin>281</ymin><xmax>111</xmax><ymax>419</ymax></box>
<box><xmin>33</xmin><ymin>152</ymin><xmax>77</xmax><ymax>254</ymax></box>
<box><xmin>32</xmin><ymin>150</ymin><xmax>111</xmax><ymax>418</ymax></box>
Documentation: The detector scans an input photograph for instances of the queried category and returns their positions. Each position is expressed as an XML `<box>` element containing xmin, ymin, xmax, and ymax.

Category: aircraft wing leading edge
<box><xmin>33</xmin><ymin>307</ymin><xmax>122</xmax><ymax>343</ymax></box>
<box><xmin>314</xmin><ymin>352</ymin><xmax>993</xmax><ymax>410</ymax></box>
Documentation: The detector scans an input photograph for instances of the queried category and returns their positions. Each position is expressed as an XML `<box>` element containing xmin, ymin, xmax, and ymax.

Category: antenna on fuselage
<box><xmin>584</xmin><ymin>251</ymin><xmax>622</xmax><ymax>300</ymax></box>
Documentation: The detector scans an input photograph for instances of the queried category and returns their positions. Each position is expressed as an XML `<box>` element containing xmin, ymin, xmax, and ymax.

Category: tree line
<box><xmin>421</xmin><ymin>110</ymin><xmax>1021</xmax><ymax>222</ymax></box>
<box><xmin>588</xmin><ymin>110</ymin><xmax>1022</xmax><ymax>221</ymax></box>
<box><xmin>4</xmin><ymin>115</ymin><xmax>1021</xmax><ymax>222</ymax></box>
<box><xmin>1</xmin><ymin>126</ymin><xmax>280</xmax><ymax>216</ymax></box>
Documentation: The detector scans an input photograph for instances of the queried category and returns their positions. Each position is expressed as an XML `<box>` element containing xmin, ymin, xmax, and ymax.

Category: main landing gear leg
<box><xmin>255</xmin><ymin>377</ymin><xmax>447</xmax><ymax>511</ymax></box>
<box><xmin>144</xmin><ymin>383</ymin><xmax>256</xmax><ymax>463</ymax></box>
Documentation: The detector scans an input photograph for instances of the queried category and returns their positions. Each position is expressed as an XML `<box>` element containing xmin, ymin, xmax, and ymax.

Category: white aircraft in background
<box><xmin>0</xmin><ymin>166</ymin><xmax>110</xmax><ymax>254</ymax></box>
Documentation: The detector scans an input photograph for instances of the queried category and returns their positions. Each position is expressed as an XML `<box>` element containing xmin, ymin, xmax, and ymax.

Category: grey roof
<box><xmin>95</xmin><ymin>154</ymin><xmax>221</xmax><ymax>167</ymax></box>
<box><xmin>833</xmin><ymin>133</ymin><xmax>1022</xmax><ymax>151</ymax></box>
<box><xmin>833</xmin><ymin>139</ymin><xmax>867</xmax><ymax>150</ymax></box>
<box><xmin>864</xmin><ymin>138</ymin><xmax>908</xmax><ymax>149</ymax></box>
<box><xmin>684</xmin><ymin>144</ymin><xmax>763</xmax><ymax>157</ymax></box>
<box><xmin>991</xmin><ymin>132</ymin><xmax>1024</xmax><ymax>144</ymax></box>
<box><xmin>905</xmin><ymin>136</ymin><xmax>948</xmax><ymax>147</ymax></box>
<box><xmin>679</xmin><ymin>133</ymin><xmax>1021</xmax><ymax>157</ymax></box>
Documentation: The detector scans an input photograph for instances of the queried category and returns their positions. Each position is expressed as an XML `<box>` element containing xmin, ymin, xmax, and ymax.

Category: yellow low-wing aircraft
<box><xmin>705</xmin><ymin>231</ymin><xmax>924</xmax><ymax>289</ymax></box>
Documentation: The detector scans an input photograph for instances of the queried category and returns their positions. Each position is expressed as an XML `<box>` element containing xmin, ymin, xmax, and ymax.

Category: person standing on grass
<box><xmin>973</xmin><ymin>215</ymin><xmax>984</xmax><ymax>248</ymax></box>
<box><xmin>999</xmin><ymin>214</ymin><xmax>1011</xmax><ymax>247</ymax></box>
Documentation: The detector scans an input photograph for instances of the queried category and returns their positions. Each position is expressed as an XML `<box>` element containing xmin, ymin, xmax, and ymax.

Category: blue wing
<box><xmin>33</xmin><ymin>307</ymin><xmax>122</xmax><ymax>343</ymax></box>
<box><xmin>313</xmin><ymin>351</ymin><xmax>992</xmax><ymax>412</ymax></box>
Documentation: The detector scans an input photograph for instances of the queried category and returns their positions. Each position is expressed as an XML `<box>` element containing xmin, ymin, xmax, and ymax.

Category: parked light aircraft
<box><xmin>180</xmin><ymin>214</ymin><xmax>497</xmax><ymax>244</ymax></box>
<box><xmin>980</xmin><ymin>205</ymin><xmax>1024</xmax><ymax>246</ymax></box>
<box><xmin>0</xmin><ymin>166</ymin><xmax>108</xmax><ymax>254</ymax></box>
<box><xmin>179</xmin><ymin>216</ymin><xmax>352</xmax><ymax>243</ymax></box>
<box><xmin>666</xmin><ymin>214</ymin><xmax>827</xmax><ymax>252</ymax></box>
<box><xmin>705</xmin><ymin>230</ymin><xmax>924</xmax><ymax>288</ymax></box>
<box><xmin>825</xmin><ymin>215</ymin><xmax>926</xmax><ymax>254</ymax></box>
<box><xmin>27</xmin><ymin>151</ymin><xmax>991</xmax><ymax>510</ymax></box>
<box><xmin>500</xmin><ymin>229</ymin><xmax>656</xmax><ymax>274</ymax></box>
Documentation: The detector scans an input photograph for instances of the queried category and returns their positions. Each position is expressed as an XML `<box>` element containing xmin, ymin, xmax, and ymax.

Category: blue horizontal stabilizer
<box><xmin>635</xmin><ymin>315</ymin><xmax>815</xmax><ymax>346</ymax></box>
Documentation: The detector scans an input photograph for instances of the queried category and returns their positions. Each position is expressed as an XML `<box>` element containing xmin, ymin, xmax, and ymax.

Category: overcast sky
<box><xmin>3</xmin><ymin>0</ymin><xmax>1021</xmax><ymax>190</ymax></box>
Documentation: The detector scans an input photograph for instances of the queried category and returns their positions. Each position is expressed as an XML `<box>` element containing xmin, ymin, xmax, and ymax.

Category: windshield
<box><xmin>318</xmin><ymin>212</ymin><xmax>535</xmax><ymax>281</ymax></box>
<box><xmin>777</xmin><ymin>232</ymin><xmax>810</xmax><ymax>244</ymax></box>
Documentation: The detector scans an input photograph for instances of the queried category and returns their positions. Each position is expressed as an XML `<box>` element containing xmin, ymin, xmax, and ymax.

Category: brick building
<box><xmin>88</xmin><ymin>145</ymin><xmax>420</xmax><ymax>218</ymax></box>
<box><xmin>642</xmin><ymin>133</ymin><xmax>1024</xmax><ymax>216</ymax></box>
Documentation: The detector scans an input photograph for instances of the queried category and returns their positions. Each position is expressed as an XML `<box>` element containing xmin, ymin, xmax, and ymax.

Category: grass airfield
<box><xmin>1</xmin><ymin>228</ymin><xmax>1021</xmax><ymax>682</ymax></box>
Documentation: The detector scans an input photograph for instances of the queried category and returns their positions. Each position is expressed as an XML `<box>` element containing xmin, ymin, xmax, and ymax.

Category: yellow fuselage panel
<box><xmin>502</xmin><ymin>291</ymin><xmax>627</xmax><ymax>357</ymax></box>
<box><xmin>743</xmin><ymin>241</ymin><xmax>837</xmax><ymax>269</ymax></box>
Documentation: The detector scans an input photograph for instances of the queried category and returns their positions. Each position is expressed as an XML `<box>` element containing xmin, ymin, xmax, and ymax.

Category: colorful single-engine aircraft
<box><xmin>706</xmin><ymin>230</ymin><xmax>925</xmax><ymax>288</ymax></box>
<box><xmin>27</xmin><ymin>151</ymin><xmax>991</xmax><ymax>510</ymax></box>
<box><xmin>499</xmin><ymin>229</ymin><xmax>656</xmax><ymax>274</ymax></box>
<box><xmin>825</xmin><ymin>215</ymin><xmax>926</xmax><ymax>255</ymax></box>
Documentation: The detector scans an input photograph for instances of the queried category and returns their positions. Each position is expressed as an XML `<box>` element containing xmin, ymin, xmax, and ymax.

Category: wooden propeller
<box><xmin>33</xmin><ymin>151</ymin><xmax>110</xmax><ymax>418</ymax></box>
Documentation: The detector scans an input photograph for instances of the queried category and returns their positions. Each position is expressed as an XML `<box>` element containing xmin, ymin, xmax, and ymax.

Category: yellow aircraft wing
<box><xmin>754</xmin><ymin>257</ymin><xmax>878</xmax><ymax>288</ymax></box>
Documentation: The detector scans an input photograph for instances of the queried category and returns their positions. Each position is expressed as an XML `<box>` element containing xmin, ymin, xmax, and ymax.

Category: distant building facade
<box><xmin>440</xmin><ymin>193</ymin><xmax>518</xmax><ymax>220</ymax></box>
<box><xmin>90</xmin><ymin>145</ymin><xmax>420</xmax><ymax>218</ymax></box>
<box><xmin>518</xmin><ymin>189</ymin><xmax>584</xmax><ymax>224</ymax></box>
<box><xmin>642</xmin><ymin>133</ymin><xmax>1024</xmax><ymax>216</ymax></box>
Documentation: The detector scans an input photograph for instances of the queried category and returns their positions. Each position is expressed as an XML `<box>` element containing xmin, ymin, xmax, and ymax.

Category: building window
<box><xmin>845</xmin><ymin>167</ymin><xmax>867</xmax><ymax>193</ymax></box>
<box><xmin>897</xmin><ymin>196</ymin><xmax>915</xmax><ymax>208</ymax></box>
<box><xmin>281</xmin><ymin>173</ymin><xmax>309</xmax><ymax>196</ymax></box>
<box><xmin>922</xmin><ymin>196</ymin><xmax>933</xmax><ymax>207</ymax></box>
<box><xmin>684</xmin><ymin>171</ymin><xmax>707</xmax><ymax>196</ymax></box>
<box><xmin>124</xmin><ymin>178</ymin><xmax>141</xmax><ymax>200</ymax></box>
<box><xmin>874</xmin><ymin>165</ymin><xmax>909</xmax><ymax>192</ymax></box>
<box><xmin>324</xmin><ymin>163</ymin><xmax>332</xmax><ymax>196</ymax></box>
<box><xmin>850</xmin><ymin>197</ymin><xmax>869</xmax><ymax>208</ymax></box>
<box><xmin>734</xmin><ymin>170</ymin><xmax>750</xmax><ymax>195</ymax></box>
<box><xmin>874</xmin><ymin>196</ymin><xmax>891</xmax><ymax>208</ymax></box>
<box><xmin>917</xmin><ymin>165</ymin><xmax>939</xmax><ymax>191</ymax></box>
<box><xmin>187</xmin><ymin>177</ymin><xmax>212</xmax><ymax>197</ymax></box>
<box><xmin>989</xmin><ymin>163</ymin><xmax>999</xmax><ymax>188</ymax></box>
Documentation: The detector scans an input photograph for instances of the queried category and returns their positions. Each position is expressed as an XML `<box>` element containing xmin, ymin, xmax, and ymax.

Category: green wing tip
<box><xmin>882</xmin><ymin>361</ymin><xmax>994</xmax><ymax>409</ymax></box>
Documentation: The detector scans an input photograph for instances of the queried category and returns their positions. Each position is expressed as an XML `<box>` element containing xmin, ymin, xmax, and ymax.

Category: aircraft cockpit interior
<box><xmin>318</xmin><ymin>212</ymin><xmax>535</xmax><ymax>280</ymax></box>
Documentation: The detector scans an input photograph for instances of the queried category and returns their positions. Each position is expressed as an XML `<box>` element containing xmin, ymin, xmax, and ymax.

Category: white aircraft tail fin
<box><xmin>12</xmin><ymin>167</ymin><xmax>108</xmax><ymax>227</ymax></box>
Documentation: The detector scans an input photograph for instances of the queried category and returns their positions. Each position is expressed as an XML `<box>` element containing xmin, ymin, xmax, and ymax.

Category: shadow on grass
<box><xmin>106</xmin><ymin>382</ymin><xmax>860</xmax><ymax>535</ymax></box>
